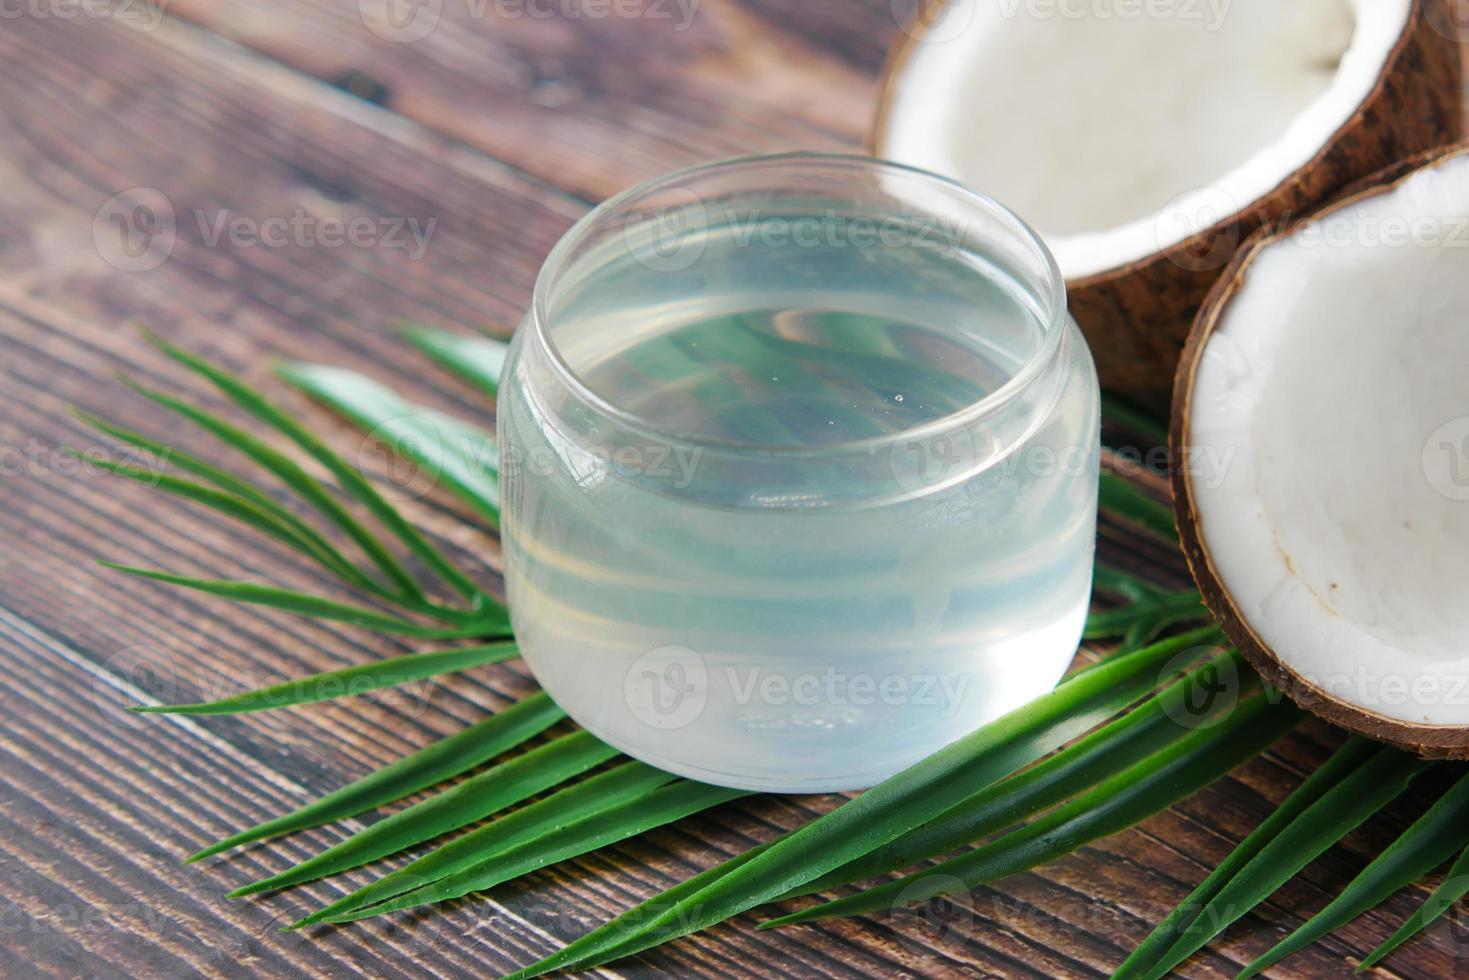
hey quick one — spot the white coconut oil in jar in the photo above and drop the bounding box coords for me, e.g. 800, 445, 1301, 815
497, 154, 1100, 792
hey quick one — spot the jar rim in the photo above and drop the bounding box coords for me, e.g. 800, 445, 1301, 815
527, 151, 1069, 458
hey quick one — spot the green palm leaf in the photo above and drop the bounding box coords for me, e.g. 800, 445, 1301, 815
1128, 743, 1433, 980
1084, 589, 1207, 642
1098, 473, 1176, 539
1360, 838, 1469, 970
189, 692, 564, 861
1084, 566, 1206, 656
1101, 394, 1170, 450
277, 362, 501, 526
132, 641, 518, 715
764, 690, 1300, 926
89, 458, 389, 598
122, 376, 423, 601
1113, 735, 1380, 979
75, 408, 387, 595
333, 780, 751, 923
230, 730, 619, 896
400, 322, 509, 399
296, 760, 679, 927
788, 649, 1255, 899
506, 839, 785, 980
1238, 768, 1469, 978
144, 330, 487, 604
1092, 565, 1171, 603
109, 331, 1449, 979
99, 563, 504, 637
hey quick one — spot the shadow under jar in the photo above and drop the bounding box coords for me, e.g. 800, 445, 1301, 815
497, 153, 1100, 793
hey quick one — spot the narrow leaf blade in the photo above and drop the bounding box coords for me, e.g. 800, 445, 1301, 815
335, 780, 751, 922
1238, 768, 1469, 979
277, 362, 501, 525
75, 408, 388, 595
1139, 744, 1433, 980
122, 376, 421, 599
230, 730, 619, 895
400, 323, 509, 399
188, 692, 563, 861
1360, 840, 1469, 970
100, 563, 505, 638
297, 761, 677, 927
792, 649, 1257, 898
766, 692, 1300, 925
134, 642, 518, 715
144, 331, 485, 602
1099, 473, 1176, 539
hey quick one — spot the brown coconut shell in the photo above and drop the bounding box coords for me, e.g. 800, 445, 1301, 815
871, 0, 1464, 414
1171, 141, 1469, 759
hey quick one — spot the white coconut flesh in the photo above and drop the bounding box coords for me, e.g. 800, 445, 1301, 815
878, 0, 1413, 279
1185, 151, 1469, 729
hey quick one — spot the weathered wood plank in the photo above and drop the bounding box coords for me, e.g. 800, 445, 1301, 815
1, 6, 1463, 980
162, 0, 900, 200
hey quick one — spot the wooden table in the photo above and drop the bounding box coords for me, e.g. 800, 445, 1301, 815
2, 4, 1465, 977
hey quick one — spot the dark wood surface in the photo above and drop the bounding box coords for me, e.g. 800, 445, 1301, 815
2, 5, 1467, 978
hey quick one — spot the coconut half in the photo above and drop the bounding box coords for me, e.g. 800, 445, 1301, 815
1173, 142, 1469, 756
873, 0, 1462, 409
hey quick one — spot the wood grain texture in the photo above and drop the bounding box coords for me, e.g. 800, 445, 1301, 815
0, 4, 1465, 979
163, 0, 904, 202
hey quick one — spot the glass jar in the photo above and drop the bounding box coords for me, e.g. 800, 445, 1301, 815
497, 153, 1099, 792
